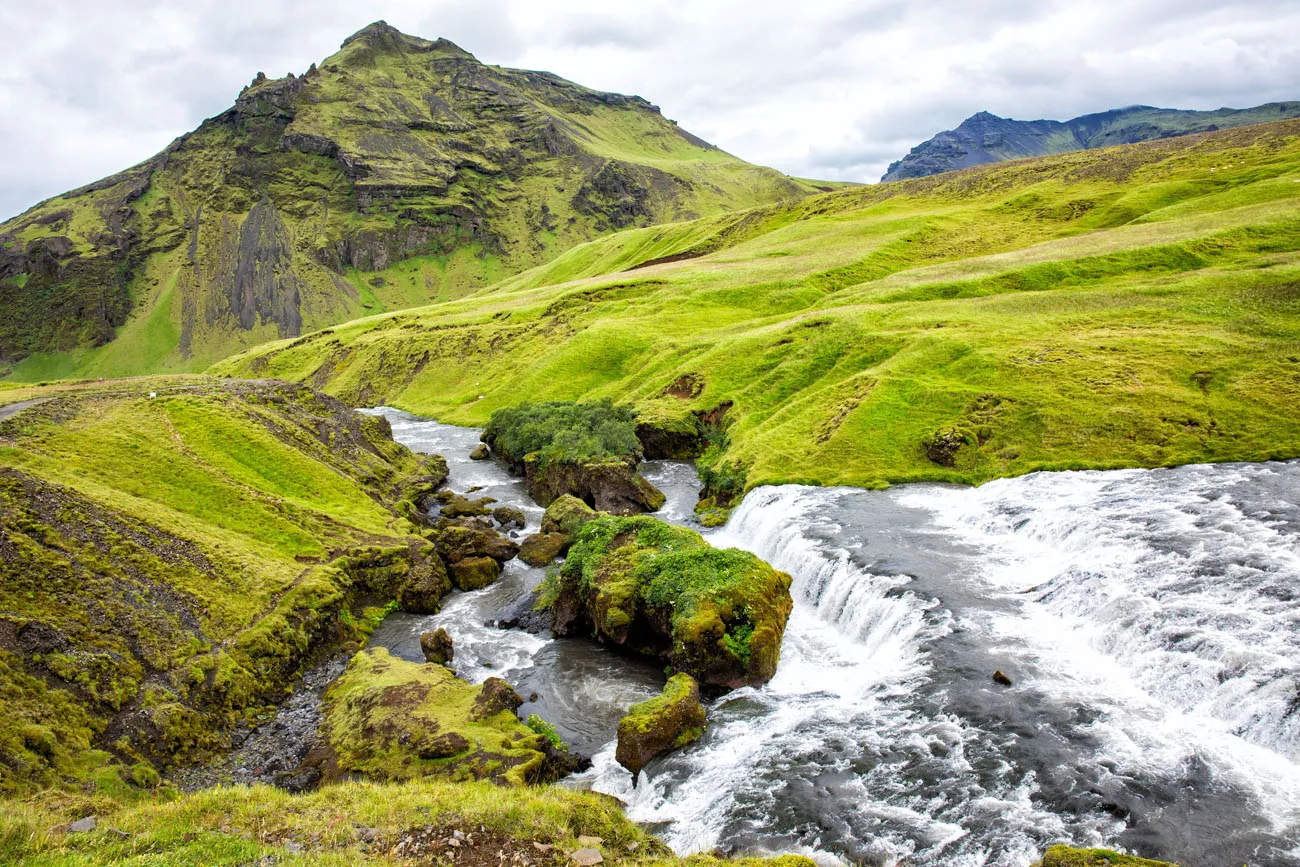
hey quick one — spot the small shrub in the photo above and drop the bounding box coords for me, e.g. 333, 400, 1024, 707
484, 400, 641, 468
525, 714, 568, 752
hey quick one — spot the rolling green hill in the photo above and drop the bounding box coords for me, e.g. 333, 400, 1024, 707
882, 102, 1300, 181
216, 118, 1300, 494
0, 21, 820, 382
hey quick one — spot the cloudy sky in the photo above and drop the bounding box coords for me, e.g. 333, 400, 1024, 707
2, 0, 1298, 220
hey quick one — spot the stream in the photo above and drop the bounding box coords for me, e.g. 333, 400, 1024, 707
365, 408, 1300, 867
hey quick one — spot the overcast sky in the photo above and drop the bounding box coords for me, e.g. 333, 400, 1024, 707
2, 0, 1298, 220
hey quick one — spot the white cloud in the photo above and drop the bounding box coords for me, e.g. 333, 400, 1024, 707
1, 0, 1298, 220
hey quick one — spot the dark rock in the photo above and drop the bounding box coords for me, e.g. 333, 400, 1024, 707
616, 674, 706, 786
395, 551, 453, 614
492, 506, 526, 530
416, 731, 471, 759
923, 427, 974, 467
471, 677, 524, 720
435, 525, 519, 564
470, 443, 490, 461
420, 628, 454, 665
992, 670, 1013, 687
525, 458, 664, 515
494, 591, 554, 634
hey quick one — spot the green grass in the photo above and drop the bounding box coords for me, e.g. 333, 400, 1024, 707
0, 23, 816, 379
215, 118, 1300, 490
0, 379, 434, 791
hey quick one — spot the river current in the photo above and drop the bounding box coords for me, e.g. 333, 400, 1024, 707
364, 408, 1300, 867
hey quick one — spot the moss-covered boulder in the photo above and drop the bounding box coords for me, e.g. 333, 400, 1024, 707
518, 495, 601, 566
545, 516, 793, 689
434, 524, 519, 565
616, 674, 706, 785
1034, 846, 1175, 867
420, 628, 453, 665
449, 556, 502, 591
321, 648, 572, 785
440, 494, 496, 519
493, 506, 526, 530
470, 443, 490, 461
525, 457, 666, 515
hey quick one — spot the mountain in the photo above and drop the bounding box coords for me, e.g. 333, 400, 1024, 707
881, 102, 1300, 181
0, 21, 818, 380
218, 118, 1300, 493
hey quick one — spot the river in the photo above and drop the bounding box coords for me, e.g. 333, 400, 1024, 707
364, 408, 1300, 867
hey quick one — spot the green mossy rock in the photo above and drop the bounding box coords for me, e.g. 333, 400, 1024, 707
542, 494, 600, 539
519, 532, 569, 567
322, 648, 567, 785
493, 505, 526, 530
1034, 846, 1175, 867
616, 673, 706, 785
434, 524, 519, 565
440, 494, 495, 519
470, 443, 491, 461
547, 515, 793, 689
419, 628, 454, 665
449, 556, 502, 591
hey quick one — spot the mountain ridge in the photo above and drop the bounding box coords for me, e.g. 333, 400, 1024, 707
0, 21, 817, 381
882, 101, 1300, 181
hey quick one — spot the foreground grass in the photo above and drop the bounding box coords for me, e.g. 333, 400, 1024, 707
215, 119, 1300, 489
0, 780, 815, 866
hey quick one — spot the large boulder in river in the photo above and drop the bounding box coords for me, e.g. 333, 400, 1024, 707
524, 456, 665, 515
545, 515, 793, 690
518, 495, 601, 566
1033, 847, 1174, 867
616, 673, 706, 785
434, 524, 519, 565
449, 556, 501, 591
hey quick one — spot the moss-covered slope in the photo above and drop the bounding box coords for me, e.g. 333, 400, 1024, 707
219, 118, 1300, 490
0, 21, 817, 381
0, 378, 445, 792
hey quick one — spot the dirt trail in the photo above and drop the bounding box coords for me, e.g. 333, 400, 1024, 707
0, 397, 51, 421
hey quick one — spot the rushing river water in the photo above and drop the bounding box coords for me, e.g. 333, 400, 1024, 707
364, 409, 1300, 867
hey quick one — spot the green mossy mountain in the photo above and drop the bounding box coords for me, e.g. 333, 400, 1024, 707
0, 378, 447, 793
220, 118, 1300, 492
883, 101, 1300, 181
0, 20, 817, 381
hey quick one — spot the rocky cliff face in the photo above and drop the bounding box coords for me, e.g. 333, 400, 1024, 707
882, 101, 1300, 181
0, 21, 813, 376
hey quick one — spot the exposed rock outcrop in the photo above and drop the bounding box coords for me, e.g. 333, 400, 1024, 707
524, 457, 665, 515
518, 495, 599, 566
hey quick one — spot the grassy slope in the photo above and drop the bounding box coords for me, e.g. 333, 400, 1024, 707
0, 378, 439, 793
0, 23, 817, 382
217, 119, 1300, 490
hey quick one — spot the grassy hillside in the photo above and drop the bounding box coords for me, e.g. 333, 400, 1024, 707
0, 378, 450, 794
0, 21, 819, 382
216, 118, 1300, 492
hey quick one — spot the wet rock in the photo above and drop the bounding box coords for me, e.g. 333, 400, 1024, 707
519, 532, 568, 567
495, 591, 554, 634
420, 628, 454, 665
451, 515, 496, 533
492, 505, 526, 530
525, 458, 664, 515
449, 556, 501, 591
470, 443, 490, 461
471, 677, 524, 720
992, 670, 1013, 687
616, 674, 706, 786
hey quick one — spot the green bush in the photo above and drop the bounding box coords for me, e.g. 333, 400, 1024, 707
525, 715, 568, 752
484, 400, 642, 468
